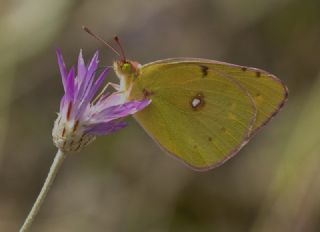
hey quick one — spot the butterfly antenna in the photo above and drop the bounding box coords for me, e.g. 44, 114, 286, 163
114, 36, 126, 62
82, 26, 121, 57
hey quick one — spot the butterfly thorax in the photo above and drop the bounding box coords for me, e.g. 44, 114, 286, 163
114, 59, 141, 97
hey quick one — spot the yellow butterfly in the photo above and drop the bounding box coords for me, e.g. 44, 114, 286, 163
84, 27, 288, 171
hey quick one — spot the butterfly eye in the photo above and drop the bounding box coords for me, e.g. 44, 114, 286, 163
122, 63, 131, 72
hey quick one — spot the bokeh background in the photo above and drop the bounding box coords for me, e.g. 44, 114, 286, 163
0, 0, 319, 231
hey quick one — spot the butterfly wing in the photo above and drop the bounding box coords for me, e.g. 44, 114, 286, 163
129, 59, 287, 170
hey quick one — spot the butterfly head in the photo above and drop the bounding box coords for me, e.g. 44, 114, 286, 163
113, 59, 141, 96
82, 26, 141, 93
114, 59, 141, 78
112, 35, 141, 78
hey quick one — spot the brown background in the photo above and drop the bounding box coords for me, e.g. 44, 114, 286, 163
0, 0, 319, 231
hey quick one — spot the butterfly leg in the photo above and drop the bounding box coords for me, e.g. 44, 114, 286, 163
92, 82, 121, 104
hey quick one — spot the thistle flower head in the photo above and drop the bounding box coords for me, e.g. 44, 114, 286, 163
52, 49, 150, 152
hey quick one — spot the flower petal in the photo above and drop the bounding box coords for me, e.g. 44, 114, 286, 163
60, 95, 66, 112
65, 66, 75, 102
76, 68, 109, 119
95, 92, 125, 109
90, 99, 151, 123
86, 121, 127, 135
77, 49, 87, 87
87, 68, 109, 101
79, 51, 99, 104
56, 48, 68, 91
85, 50, 99, 86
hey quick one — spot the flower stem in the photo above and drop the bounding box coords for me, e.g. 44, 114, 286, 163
20, 149, 66, 232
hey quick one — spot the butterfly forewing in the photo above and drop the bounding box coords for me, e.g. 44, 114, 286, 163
200, 60, 288, 134
129, 62, 257, 170
144, 58, 288, 135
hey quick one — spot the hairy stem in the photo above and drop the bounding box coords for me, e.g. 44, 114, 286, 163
20, 149, 66, 232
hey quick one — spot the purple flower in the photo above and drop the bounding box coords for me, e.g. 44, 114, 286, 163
52, 49, 151, 152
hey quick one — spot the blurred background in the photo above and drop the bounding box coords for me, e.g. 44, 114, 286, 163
0, 0, 319, 231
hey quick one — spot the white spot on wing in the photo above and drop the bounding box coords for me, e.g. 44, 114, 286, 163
192, 98, 201, 108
